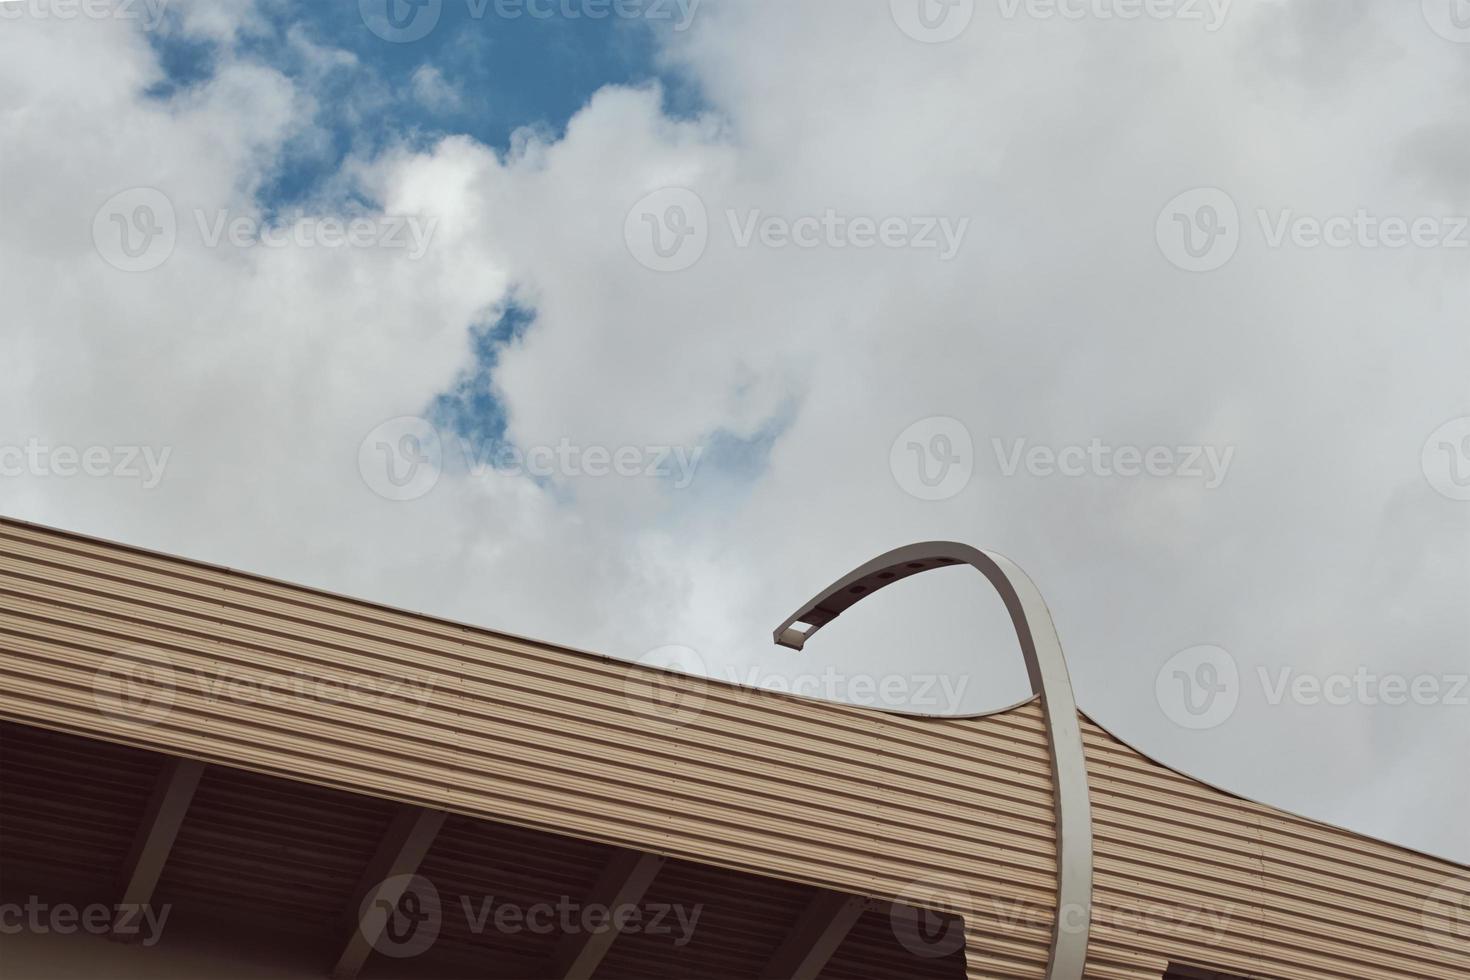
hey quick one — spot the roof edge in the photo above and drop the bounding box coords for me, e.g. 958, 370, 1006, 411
1076, 704, 1468, 869
2, 512, 1464, 869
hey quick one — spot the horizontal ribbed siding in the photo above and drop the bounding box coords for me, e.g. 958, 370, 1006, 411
0, 519, 1057, 980
152, 764, 396, 941
1083, 721, 1470, 980
416, 814, 617, 970
0, 721, 162, 899
3, 518, 1465, 980
594, 858, 822, 979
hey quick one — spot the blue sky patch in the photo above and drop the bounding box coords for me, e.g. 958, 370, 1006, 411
145, 1, 703, 210
140, 3, 738, 495
430, 303, 536, 456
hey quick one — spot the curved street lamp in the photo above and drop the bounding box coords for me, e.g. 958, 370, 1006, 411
773, 542, 1093, 980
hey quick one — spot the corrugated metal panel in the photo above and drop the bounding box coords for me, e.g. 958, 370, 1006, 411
1082, 720, 1470, 980
417, 814, 617, 967
0, 719, 982, 979
0, 720, 161, 900
594, 858, 825, 979
822, 906, 970, 980
1, 517, 1465, 980
152, 764, 397, 942
0, 519, 1058, 979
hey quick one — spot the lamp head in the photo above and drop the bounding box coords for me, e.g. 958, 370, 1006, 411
773, 548, 967, 651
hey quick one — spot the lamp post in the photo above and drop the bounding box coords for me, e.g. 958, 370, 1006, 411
773, 542, 1093, 980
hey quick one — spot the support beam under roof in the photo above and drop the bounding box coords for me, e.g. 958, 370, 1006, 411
551, 848, 667, 980
111, 756, 205, 942
761, 891, 869, 980
332, 805, 447, 980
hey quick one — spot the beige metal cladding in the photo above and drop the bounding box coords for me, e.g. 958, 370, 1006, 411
0, 519, 1057, 979
1081, 716, 1469, 980
0, 517, 1466, 980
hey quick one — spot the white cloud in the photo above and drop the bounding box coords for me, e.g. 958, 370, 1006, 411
0, 0, 1465, 862
410, 64, 463, 113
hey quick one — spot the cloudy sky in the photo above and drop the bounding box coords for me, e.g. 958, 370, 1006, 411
0, 0, 1466, 863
